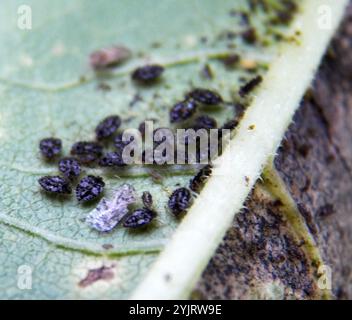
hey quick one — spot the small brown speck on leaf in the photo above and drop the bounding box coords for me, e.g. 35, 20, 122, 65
200, 64, 214, 80
90, 45, 131, 70
78, 265, 115, 288
97, 83, 111, 91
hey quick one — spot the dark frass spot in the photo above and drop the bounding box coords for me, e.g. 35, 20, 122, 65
168, 188, 192, 216
131, 65, 164, 83
76, 175, 105, 202
90, 45, 131, 69
98, 152, 126, 167
221, 54, 240, 68
129, 93, 143, 107
95, 115, 121, 140
123, 208, 156, 228
186, 88, 223, 105
239, 75, 263, 97
193, 115, 217, 130
317, 204, 335, 219
170, 99, 197, 123
189, 165, 213, 193
38, 176, 71, 194
242, 27, 257, 44
78, 265, 115, 287
142, 191, 153, 208
71, 141, 103, 163
58, 157, 81, 180
39, 138, 62, 159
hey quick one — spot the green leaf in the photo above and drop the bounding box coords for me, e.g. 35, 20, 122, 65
0, 0, 344, 299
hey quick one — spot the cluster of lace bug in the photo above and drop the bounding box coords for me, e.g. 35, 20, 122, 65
37, 59, 244, 229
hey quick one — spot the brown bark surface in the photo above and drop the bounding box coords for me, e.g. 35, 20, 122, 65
196, 5, 352, 299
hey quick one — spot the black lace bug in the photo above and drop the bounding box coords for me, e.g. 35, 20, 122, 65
39, 138, 62, 159
70, 141, 103, 163
142, 191, 153, 208
186, 88, 223, 105
189, 165, 213, 193
168, 187, 192, 216
239, 75, 263, 97
193, 115, 217, 130
132, 65, 164, 83
98, 152, 126, 167
58, 157, 81, 180
123, 207, 156, 228
95, 115, 121, 140
38, 176, 71, 194
76, 175, 105, 202
169, 99, 197, 123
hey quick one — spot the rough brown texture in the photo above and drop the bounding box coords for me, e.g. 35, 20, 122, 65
196, 5, 352, 299
276, 4, 352, 299
196, 186, 317, 300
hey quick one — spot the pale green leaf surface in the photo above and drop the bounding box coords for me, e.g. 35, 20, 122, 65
0, 0, 298, 298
